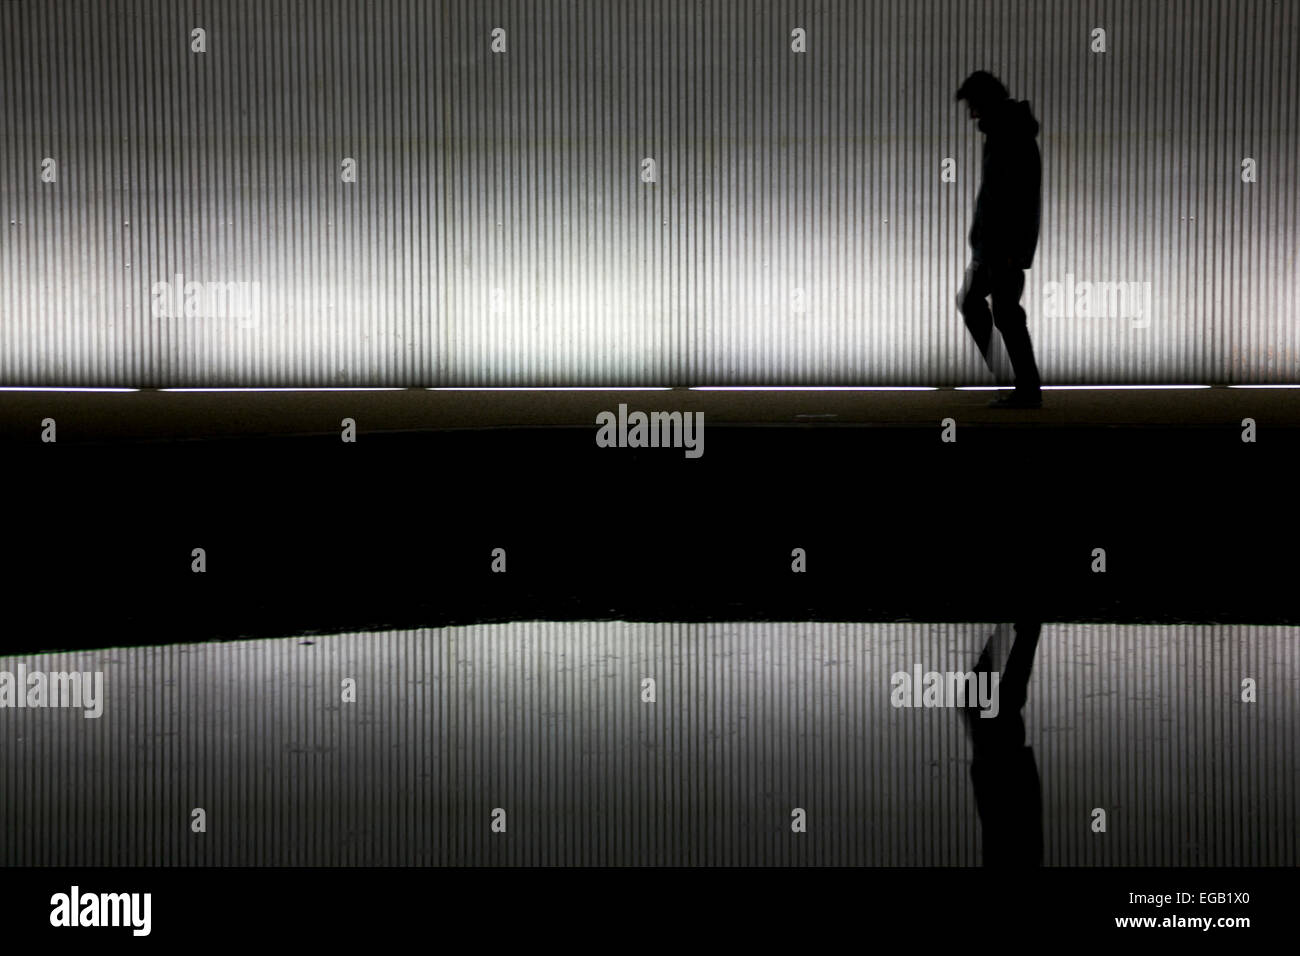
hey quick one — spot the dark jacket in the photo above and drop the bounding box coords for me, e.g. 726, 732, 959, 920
969, 98, 1041, 269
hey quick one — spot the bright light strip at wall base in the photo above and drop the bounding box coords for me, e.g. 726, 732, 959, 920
5, 384, 1294, 394
690, 386, 938, 391
158, 387, 407, 392
0, 386, 139, 393
957, 384, 1214, 391
427, 387, 673, 391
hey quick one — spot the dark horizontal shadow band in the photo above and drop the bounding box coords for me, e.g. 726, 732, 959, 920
3, 419, 1296, 652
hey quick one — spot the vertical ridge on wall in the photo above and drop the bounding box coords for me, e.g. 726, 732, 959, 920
0, 0, 1296, 386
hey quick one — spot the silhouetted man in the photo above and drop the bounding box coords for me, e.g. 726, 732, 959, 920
956, 71, 1044, 409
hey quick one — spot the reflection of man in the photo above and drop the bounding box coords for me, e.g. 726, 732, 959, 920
963, 622, 1043, 866
956, 71, 1044, 409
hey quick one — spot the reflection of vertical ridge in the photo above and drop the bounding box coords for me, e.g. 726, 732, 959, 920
1, 622, 1292, 865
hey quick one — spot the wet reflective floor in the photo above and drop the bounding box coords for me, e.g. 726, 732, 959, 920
2, 622, 1294, 866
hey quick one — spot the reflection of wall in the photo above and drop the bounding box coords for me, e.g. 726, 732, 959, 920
1, 1, 1295, 385
2, 622, 1293, 865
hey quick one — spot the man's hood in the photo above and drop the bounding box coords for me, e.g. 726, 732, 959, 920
978, 98, 1039, 138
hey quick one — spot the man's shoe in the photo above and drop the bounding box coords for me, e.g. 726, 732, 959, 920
988, 390, 1042, 409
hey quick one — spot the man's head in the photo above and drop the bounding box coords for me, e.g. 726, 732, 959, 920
956, 71, 1009, 121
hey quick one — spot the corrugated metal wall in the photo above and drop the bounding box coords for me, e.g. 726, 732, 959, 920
1, 0, 1296, 386
2, 622, 1294, 866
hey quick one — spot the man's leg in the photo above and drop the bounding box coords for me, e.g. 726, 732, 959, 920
988, 264, 1042, 398
957, 260, 997, 378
